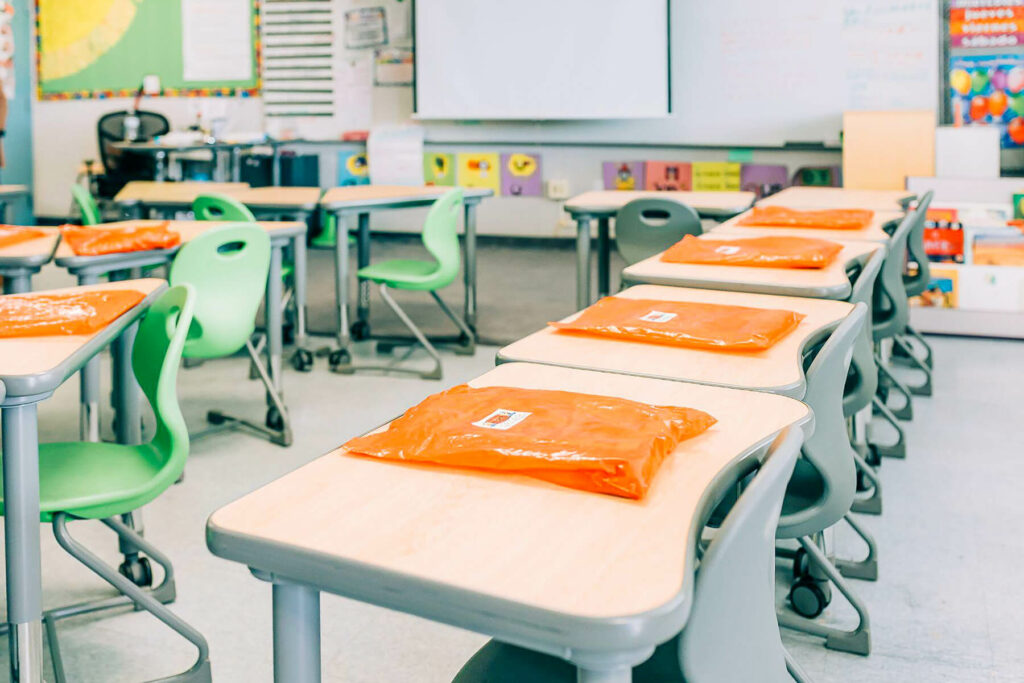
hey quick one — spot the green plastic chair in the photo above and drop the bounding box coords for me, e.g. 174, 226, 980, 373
891, 192, 935, 390
0, 285, 212, 682
614, 198, 703, 265
192, 192, 256, 222
70, 184, 102, 226
169, 222, 291, 445
354, 188, 473, 380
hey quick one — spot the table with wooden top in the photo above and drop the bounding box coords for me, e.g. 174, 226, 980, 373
0, 184, 30, 222
0, 279, 165, 683
499, 284, 855, 399
622, 235, 884, 300
756, 187, 915, 212
564, 190, 757, 309
0, 228, 61, 294
711, 207, 904, 244
318, 185, 494, 367
55, 220, 305, 442
115, 181, 322, 220
206, 362, 811, 682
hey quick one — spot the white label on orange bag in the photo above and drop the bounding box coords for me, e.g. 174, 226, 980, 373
714, 245, 742, 255
473, 409, 532, 430
639, 310, 678, 323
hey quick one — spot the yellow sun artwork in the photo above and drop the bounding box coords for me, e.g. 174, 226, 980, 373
38, 0, 140, 81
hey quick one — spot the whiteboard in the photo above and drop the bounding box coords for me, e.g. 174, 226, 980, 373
418, 0, 940, 147
413, 0, 669, 120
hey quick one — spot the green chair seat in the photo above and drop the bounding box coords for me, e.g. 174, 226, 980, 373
357, 259, 444, 290
0, 441, 173, 522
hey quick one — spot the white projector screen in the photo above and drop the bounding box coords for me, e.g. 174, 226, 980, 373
413, 0, 670, 120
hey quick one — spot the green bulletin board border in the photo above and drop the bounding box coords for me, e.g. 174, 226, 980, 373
35, 0, 262, 100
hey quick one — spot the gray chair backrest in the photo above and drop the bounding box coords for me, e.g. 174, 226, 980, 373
904, 191, 935, 298
614, 198, 703, 265
843, 249, 885, 417
778, 303, 866, 539
679, 427, 802, 683
871, 201, 923, 343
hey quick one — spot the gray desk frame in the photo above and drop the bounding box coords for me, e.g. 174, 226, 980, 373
0, 240, 59, 294
0, 285, 164, 683
0, 186, 30, 224
113, 141, 268, 183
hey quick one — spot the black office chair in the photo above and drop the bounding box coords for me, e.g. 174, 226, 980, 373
94, 110, 171, 197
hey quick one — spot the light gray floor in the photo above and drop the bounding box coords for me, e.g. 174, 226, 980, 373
3, 258, 1024, 681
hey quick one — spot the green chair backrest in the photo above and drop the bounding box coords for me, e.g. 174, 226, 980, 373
192, 193, 257, 222
614, 198, 703, 265
903, 191, 934, 298
168, 223, 270, 359
420, 188, 464, 288
71, 184, 102, 226
132, 284, 196, 490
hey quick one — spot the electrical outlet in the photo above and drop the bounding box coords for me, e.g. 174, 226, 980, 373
545, 179, 571, 200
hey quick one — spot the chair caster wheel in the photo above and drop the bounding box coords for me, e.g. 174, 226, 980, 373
283, 324, 295, 346
376, 342, 395, 355
792, 548, 810, 579
119, 556, 153, 588
351, 321, 371, 341
329, 349, 351, 367
856, 469, 872, 493
207, 411, 227, 425
290, 349, 314, 372
789, 578, 829, 619
266, 407, 285, 431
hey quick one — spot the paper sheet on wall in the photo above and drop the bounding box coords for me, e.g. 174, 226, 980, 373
367, 125, 425, 185
335, 57, 373, 131
182, 0, 253, 82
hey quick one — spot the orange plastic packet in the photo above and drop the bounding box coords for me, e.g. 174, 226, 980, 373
61, 222, 181, 256
550, 297, 805, 351
737, 206, 874, 230
0, 225, 48, 249
660, 235, 843, 269
0, 289, 146, 338
344, 384, 716, 499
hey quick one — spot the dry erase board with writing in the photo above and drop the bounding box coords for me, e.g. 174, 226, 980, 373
419, 0, 941, 148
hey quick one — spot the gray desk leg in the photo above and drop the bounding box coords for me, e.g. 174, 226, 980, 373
155, 151, 167, 182
78, 272, 101, 441
293, 231, 309, 349
232, 147, 242, 183
2, 403, 45, 683
272, 146, 282, 186
596, 217, 611, 299
575, 215, 593, 310
463, 202, 478, 331
3, 272, 31, 294
332, 213, 352, 359
577, 667, 630, 683
112, 320, 142, 445
355, 212, 371, 334
273, 582, 321, 683
0, 200, 7, 223
266, 245, 285, 404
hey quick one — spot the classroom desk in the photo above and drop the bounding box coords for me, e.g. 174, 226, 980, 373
622, 236, 883, 300
0, 279, 164, 683
0, 229, 61, 294
711, 208, 904, 244
0, 184, 30, 222
498, 285, 854, 399
114, 180, 252, 215
113, 140, 267, 182
756, 187, 915, 212
207, 362, 811, 683
55, 220, 304, 442
319, 185, 493, 365
564, 190, 757, 308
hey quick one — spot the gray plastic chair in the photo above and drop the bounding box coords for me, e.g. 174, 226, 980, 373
891, 192, 935, 395
776, 304, 872, 657
451, 428, 804, 683
614, 198, 703, 265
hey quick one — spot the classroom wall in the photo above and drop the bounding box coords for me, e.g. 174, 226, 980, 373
5, 4, 34, 224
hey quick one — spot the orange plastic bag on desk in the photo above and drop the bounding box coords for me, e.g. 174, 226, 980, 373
737, 206, 874, 230
0, 225, 48, 249
61, 222, 180, 256
344, 384, 716, 500
550, 297, 805, 351
660, 235, 843, 269
0, 289, 146, 337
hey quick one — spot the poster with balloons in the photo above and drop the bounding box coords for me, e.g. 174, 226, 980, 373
950, 55, 1024, 147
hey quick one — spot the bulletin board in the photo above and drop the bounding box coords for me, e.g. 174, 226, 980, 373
35, 0, 262, 100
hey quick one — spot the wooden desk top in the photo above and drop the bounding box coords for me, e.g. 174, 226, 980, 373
320, 184, 493, 209
0, 228, 61, 266
565, 191, 756, 218
498, 285, 854, 398
114, 181, 251, 204
0, 279, 164, 388
224, 186, 323, 208
711, 208, 903, 244
54, 220, 304, 260
208, 362, 810, 620
622, 237, 882, 300
0, 184, 30, 198
757, 187, 914, 212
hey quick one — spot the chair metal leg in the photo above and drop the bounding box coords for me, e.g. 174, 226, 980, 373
891, 335, 933, 396
891, 325, 933, 370
50, 514, 211, 682
850, 450, 882, 516
371, 290, 476, 357
778, 536, 871, 656
205, 340, 293, 446
870, 397, 907, 459
875, 352, 913, 421
834, 513, 878, 581
784, 649, 813, 683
